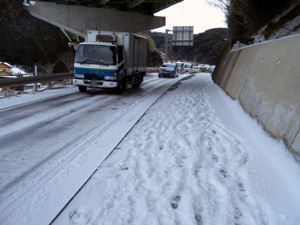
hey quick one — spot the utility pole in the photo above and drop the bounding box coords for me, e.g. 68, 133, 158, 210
34, 65, 37, 92
165, 29, 170, 62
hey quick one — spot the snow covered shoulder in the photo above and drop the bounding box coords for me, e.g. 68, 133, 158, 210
54, 74, 300, 225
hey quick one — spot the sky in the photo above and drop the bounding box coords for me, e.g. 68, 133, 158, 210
152, 0, 227, 34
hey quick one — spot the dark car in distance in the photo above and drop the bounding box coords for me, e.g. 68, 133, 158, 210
158, 63, 179, 78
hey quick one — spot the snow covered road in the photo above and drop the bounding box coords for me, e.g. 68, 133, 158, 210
1, 73, 300, 225
54, 74, 300, 225
0, 74, 177, 193
0, 74, 187, 224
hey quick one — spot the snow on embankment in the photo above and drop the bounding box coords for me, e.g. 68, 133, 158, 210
253, 2, 300, 43
212, 34, 300, 158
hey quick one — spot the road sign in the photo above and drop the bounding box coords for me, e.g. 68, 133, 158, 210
172, 26, 193, 46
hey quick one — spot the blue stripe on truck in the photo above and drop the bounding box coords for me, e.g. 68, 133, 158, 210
75, 67, 117, 76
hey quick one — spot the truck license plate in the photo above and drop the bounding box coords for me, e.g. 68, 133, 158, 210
90, 80, 98, 87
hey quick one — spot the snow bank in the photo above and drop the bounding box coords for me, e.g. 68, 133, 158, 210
10, 67, 26, 76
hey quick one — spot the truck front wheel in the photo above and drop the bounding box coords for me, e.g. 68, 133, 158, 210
132, 74, 142, 88
78, 86, 87, 92
116, 78, 126, 94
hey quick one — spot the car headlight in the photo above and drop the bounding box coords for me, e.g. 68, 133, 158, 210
74, 74, 84, 79
104, 76, 117, 80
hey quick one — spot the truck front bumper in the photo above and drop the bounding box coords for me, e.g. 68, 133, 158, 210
73, 79, 118, 88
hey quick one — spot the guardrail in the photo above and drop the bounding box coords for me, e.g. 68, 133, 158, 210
0, 73, 74, 88
0, 68, 160, 89
146, 67, 159, 73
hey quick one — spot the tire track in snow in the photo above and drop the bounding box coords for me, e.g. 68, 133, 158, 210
0, 75, 189, 225
55, 75, 287, 225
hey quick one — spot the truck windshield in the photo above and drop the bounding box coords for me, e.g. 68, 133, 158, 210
75, 45, 117, 65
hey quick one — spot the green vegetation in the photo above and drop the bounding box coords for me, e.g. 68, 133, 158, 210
145, 28, 227, 65
52, 61, 69, 73
174, 28, 227, 65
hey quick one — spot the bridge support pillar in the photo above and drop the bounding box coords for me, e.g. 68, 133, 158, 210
29, 1, 165, 38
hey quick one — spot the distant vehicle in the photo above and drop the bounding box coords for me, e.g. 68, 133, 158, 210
200, 67, 207, 72
183, 63, 193, 74
206, 68, 213, 73
176, 61, 184, 74
158, 63, 179, 78
73, 30, 147, 93
192, 66, 201, 74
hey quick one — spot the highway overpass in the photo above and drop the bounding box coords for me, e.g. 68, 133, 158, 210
26, 0, 183, 42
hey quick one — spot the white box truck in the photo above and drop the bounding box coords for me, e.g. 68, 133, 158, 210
73, 31, 147, 93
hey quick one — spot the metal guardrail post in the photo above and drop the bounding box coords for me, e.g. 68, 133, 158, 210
34, 65, 38, 92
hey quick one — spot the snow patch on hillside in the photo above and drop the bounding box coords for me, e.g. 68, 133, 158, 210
253, 3, 300, 43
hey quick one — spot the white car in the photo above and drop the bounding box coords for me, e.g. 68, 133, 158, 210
176, 62, 185, 74
158, 63, 179, 78
183, 63, 193, 74
192, 66, 201, 74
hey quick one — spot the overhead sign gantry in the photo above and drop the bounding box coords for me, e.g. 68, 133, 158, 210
164, 26, 194, 62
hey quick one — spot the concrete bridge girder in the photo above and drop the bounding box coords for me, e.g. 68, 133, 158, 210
29, 1, 165, 39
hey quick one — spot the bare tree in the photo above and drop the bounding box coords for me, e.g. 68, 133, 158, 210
208, 0, 256, 30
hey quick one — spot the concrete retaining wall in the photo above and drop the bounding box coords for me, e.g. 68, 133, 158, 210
212, 34, 300, 157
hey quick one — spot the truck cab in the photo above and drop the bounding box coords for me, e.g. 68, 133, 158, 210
74, 42, 125, 92
73, 31, 147, 93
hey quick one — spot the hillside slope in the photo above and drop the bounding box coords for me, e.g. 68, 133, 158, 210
0, 0, 69, 68
253, 2, 300, 43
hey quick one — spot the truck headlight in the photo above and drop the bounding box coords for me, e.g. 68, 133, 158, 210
74, 74, 84, 79
104, 76, 117, 80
